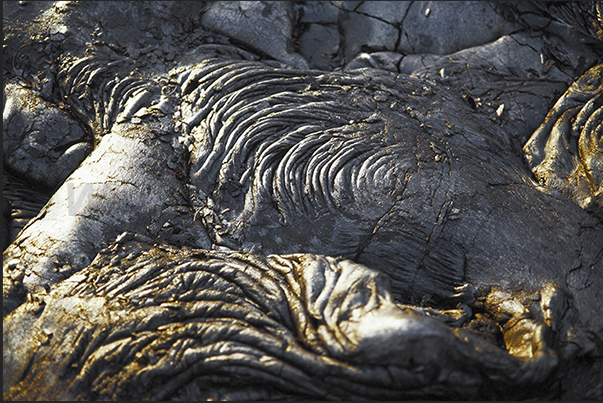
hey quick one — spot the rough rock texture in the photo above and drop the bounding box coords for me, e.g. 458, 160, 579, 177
524, 64, 603, 219
200, 1, 309, 69
2, 234, 575, 400
3, 1, 603, 401
3, 82, 92, 190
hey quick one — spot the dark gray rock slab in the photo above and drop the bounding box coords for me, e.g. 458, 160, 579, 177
3, 82, 92, 190
297, 23, 340, 70
200, 1, 309, 69
336, 1, 522, 56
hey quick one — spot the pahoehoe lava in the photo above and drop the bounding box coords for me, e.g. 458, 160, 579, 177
3, 1, 603, 400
